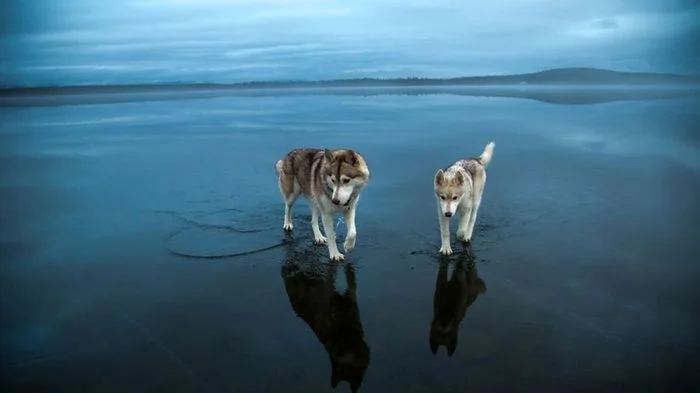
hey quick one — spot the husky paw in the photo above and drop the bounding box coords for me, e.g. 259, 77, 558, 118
457, 233, 471, 243
343, 235, 356, 253
439, 245, 453, 256
456, 230, 466, 241
329, 251, 345, 261
314, 235, 327, 245
464, 232, 474, 243
283, 222, 293, 231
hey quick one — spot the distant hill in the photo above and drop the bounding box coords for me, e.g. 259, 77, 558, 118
1, 68, 699, 98
448, 67, 700, 86
218, 67, 700, 88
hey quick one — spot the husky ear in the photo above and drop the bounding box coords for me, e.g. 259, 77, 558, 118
349, 378, 361, 393
476, 278, 487, 294
346, 149, 358, 165
454, 171, 464, 186
446, 338, 457, 357
330, 366, 340, 388
435, 169, 445, 186
323, 149, 334, 162
429, 335, 439, 355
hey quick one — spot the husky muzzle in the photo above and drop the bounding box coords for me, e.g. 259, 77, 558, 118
331, 197, 352, 206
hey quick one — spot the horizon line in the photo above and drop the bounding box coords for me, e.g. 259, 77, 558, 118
2, 67, 699, 91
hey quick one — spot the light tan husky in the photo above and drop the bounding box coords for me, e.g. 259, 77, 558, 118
434, 142, 495, 255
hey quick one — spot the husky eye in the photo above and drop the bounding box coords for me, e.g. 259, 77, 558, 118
452, 196, 458, 201
440, 195, 446, 201
341, 178, 350, 185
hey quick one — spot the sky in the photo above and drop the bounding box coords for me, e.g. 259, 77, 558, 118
1, 0, 699, 87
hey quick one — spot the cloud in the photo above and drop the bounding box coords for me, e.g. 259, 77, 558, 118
590, 18, 620, 30
566, 8, 699, 40
223, 43, 326, 59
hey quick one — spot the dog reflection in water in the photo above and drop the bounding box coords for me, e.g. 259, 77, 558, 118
430, 247, 487, 357
281, 238, 370, 393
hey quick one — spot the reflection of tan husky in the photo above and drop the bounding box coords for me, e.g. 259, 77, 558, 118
434, 142, 495, 255
276, 148, 371, 261
281, 243, 370, 393
430, 250, 487, 357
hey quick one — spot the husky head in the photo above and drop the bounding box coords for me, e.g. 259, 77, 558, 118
323, 149, 369, 206
330, 337, 370, 393
434, 169, 466, 218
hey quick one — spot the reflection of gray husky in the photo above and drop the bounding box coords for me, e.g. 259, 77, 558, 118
430, 249, 487, 357
281, 240, 370, 393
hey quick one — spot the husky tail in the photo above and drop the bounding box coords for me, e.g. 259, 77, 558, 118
275, 159, 286, 176
479, 142, 495, 168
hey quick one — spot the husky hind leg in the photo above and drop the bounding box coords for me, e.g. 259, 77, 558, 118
464, 173, 486, 241
276, 159, 300, 231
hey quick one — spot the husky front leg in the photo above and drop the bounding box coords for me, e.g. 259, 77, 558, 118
456, 202, 473, 243
465, 201, 481, 242
438, 203, 453, 255
321, 213, 344, 261
311, 206, 327, 244
343, 205, 357, 253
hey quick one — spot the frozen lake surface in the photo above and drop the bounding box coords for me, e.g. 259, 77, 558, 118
1, 87, 699, 392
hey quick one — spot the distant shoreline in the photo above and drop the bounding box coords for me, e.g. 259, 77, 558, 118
3, 84, 700, 98
2, 67, 700, 95
2, 85, 699, 108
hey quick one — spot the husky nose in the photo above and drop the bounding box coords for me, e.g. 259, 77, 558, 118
444, 212, 453, 218
332, 197, 340, 205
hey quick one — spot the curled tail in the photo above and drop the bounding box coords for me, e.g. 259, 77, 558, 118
479, 142, 495, 168
275, 159, 284, 176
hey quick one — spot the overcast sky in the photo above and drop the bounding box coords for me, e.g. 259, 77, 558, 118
1, 0, 698, 86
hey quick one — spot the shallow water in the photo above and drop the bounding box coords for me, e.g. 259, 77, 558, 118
1, 89, 699, 392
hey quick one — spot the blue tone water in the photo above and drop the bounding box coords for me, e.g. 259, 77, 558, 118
1, 89, 699, 392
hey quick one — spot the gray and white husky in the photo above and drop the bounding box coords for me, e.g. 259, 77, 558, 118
276, 148, 371, 261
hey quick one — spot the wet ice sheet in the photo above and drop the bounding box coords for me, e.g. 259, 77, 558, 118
1, 89, 699, 392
